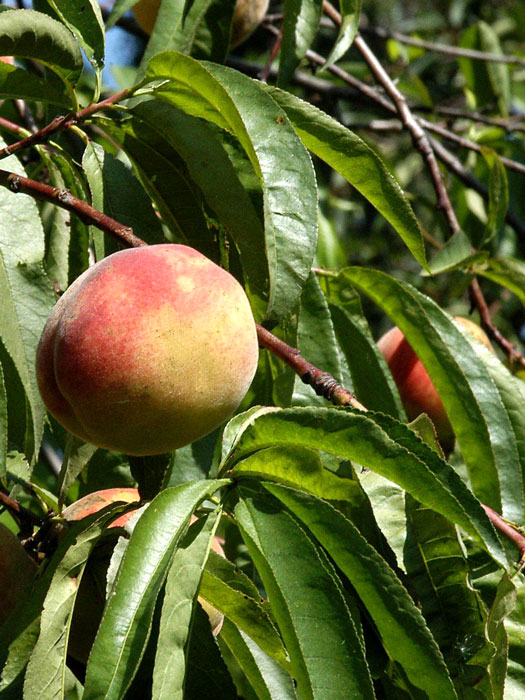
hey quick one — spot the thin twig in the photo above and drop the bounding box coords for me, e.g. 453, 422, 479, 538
0, 490, 44, 528
361, 23, 525, 68
0, 170, 147, 249
483, 505, 525, 566
259, 25, 282, 82
0, 87, 134, 161
256, 325, 366, 409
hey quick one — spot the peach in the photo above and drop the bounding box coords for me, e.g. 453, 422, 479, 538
36, 244, 258, 456
64, 488, 224, 663
0, 523, 37, 626
377, 317, 491, 452
132, 0, 269, 47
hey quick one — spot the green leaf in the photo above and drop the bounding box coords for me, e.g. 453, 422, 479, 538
126, 100, 269, 319
23, 508, 120, 700
0, 9, 83, 93
200, 552, 291, 671
266, 483, 459, 700
476, 257, 525, 306
152, 509, 222, 700
105, 0, 139, 29
219, 620, 297, 700
0, 62, 73, 107
266, 86, 427, 269
342, 266, 523, 521
83, 479, 229, 700
322, 274, 406, 418
321, 0, 362, 70
403, 494, 491, 686
138, 0, 236, 72
235, 484, 376, 700
505, 574, 525, 699
459, 22, 510, 116
278, 0, 323, 85
0, 145, 56, 464
222, 406, 507, 566
292, 273, 352, 405
47, 0, 105, 69
57, 436, 98, 507
480, 147, 509, 246
427, 230, 488, 275
145, 52, 318, 323
82, 141, 165, 257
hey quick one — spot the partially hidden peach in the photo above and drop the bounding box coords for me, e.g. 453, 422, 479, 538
0, 523, 37, 626
64, 488, 225, 663
36, 244, 258, 456
132, 0, 269, 48
377, 317, 492, 452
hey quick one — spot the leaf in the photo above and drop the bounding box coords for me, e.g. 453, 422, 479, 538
0, 9, 83, 93
476, 257, 525, 306
505, 574, 525, 699
0, 143, 56, 464
83, 479, 229, 700
138, 0, 237, 72
266, 483, 459, 700
292, 273, 352, 405
82, 141, 165, 258
57, 438, 97, 508
152, 509, 222, 700
200, 552, 291, 671
342, 266, 523, 522
23, 508, 121, 700
106, 0, 140, 29
480, 147, 509, 246
219, 620, 297, 700
0, 62, 72, 107
321, 0, 362, 70
47, 0, 105, 69
235, 484, 376, 700
322, 274, 406, 418
427, 230, 488, 275
459, 22, 510, 116
145, 52, 318, 323
266, 86, 427, 269
222, 406, 507, 566
126, 100, 269, 319
403, 494, 491, 687
278, 0, 323, 85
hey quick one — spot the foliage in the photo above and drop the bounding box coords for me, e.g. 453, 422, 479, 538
0, 1, 524, 699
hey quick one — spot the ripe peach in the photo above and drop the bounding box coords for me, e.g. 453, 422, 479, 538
377, 317, 491, 452
36, 244, 258, 456
0, 523, 37, 626
64, 488, 224, 663
132, 0, 269, 48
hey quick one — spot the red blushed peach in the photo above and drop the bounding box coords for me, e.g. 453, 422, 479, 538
377, 317, 492, 452
36, 244, 259, 456
64, 488, 225, 663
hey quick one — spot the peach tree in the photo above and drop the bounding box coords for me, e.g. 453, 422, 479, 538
0, 1, 524, 699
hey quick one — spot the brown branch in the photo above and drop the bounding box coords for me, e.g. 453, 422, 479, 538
0, 490, 44, 529
0, 87, 134, 161
259, 25, 282, 82
483, 505, 525, 566
256, 325, 366, 409
361, 23, 525, 67
0, 170, 147, 250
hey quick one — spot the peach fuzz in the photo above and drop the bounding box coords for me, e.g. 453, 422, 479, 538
36, 244, 258, 456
